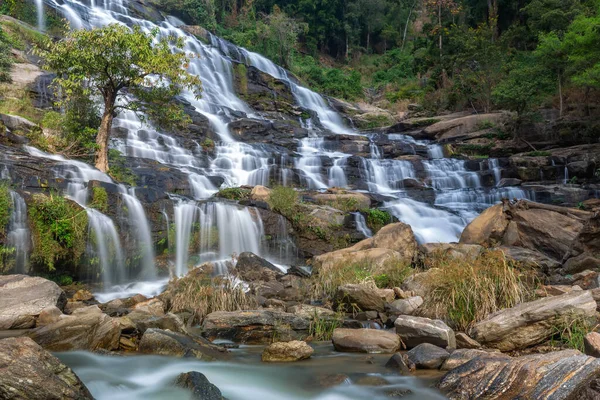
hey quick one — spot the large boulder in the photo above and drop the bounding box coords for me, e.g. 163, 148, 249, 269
419, 243, 483, 262
312, 222, 417, 270
202, 310, 310, 344
261, 340, 314, 362
334, 283, 395, 312
0, 337, 93, 399
394, 315, 456, 349
287, 304, 335, 319
424, 113, 509, 142
406, 343, 450, 369
29, 305, 120, 351
440, 349, 509, 371
386, 296, 423, 315
0, 275, 66, 329
438, 350, 600, 399
235, 252, 283, 282
471, 290, 597, 351
174, 371, 224, 400
139, 328, 227, 360
332, 328, 400, 353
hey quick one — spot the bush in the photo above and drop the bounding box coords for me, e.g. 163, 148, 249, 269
215, 187, 251, 201
422, 249, 535, 331
551, 315, 596, 352
90, 186, 108, 213
363, 208, 392, 232
268, 186, 298, 217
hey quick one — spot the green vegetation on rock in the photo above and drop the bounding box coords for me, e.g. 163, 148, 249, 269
363, 208, 391, 233
216, 187, 251, 201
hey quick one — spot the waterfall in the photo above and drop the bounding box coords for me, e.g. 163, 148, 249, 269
35, 0, 45, 31
362, 158, 416, 193
354, 212, 373, 238
173, 200, 197, 277
423, 159, 481, 190
488, 158, 502, 185
6, 192, 30, 273
86, 208, 125, 287
122, 191, 156, 280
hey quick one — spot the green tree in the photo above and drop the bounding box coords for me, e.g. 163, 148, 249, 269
562, 6, 600, 90
260, 6, 306, 68
39, 24, 201, 172
534, 32, 569, 116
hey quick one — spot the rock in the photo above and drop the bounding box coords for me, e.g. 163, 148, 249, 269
440, 349, 509, 371
535, 285, 582, 297
286, 304, 335, 319
455, 332, 481, 349
385, 352, 412, 374
438, 350, 600, 399
394, 315, 456, 349
36, 306, 62, 327
419, 243, 483, 262
564, 254, 600, 275
498, 246, 561, 271
0, 337, 93, 399
332, 328, 400, 353
424, 113, 509, 142
471, 290, 597, 351
202, 310, 310, 344
497, 178, 522, 187
335, 283, 395, 312
311, 191, 371, 210
174, 371, 224, 400
72, 289, 94, 302
132, 298, 165, 316
235, 252, 283, 282
0, 275, 67, 329
584, 332, 600, 358
250, 185, 271, 202
139, 328, 227, 360
406, 343, 450, 369
313, 222, 417, 270
386, 296, 423, 315
29, 305, 120, 351
400, 269, 437, 298
261, 340, 314, 362
128, 310, 187, 334
0, 113, 37, 133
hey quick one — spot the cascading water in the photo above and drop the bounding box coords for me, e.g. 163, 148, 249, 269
354, 212, 373, 238
86, 208, 125, 287
173, 200, 197, 277
122, 191, 156, 280
6, 191, 30, 273
35, 0, 45, 31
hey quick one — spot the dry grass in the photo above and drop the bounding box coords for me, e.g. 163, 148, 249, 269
421, 249, 537, 332
161, 265, 257, 324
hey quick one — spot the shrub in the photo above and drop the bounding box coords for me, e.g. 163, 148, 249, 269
551, 315, 596, 352
309, 310, 343, 341
268, 186, 298, 217
363, 208, 392, 232
89, 186, 108, 213
422, 249, 536, 331
0, 27, 13, 82
215, 187, 251, 201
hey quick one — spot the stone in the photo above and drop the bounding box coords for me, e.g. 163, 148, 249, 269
440, 349, 509, 371
471, 290, 597, 351
0, 113, 37, 133
0, 337, 93, 399
0, 275, 67, 329
438, 350, 600, 399
139, 328, 227, 360
250, 185, 271, 202
400, 269, 438, 298
202, 310, 310, 344
335, 283, 395, 312
332, 328, 400, 353
286, 304, 335, 319
499, 246, 561, 271
419, 243, 483, 261
424, 113, 509, 142
128, 310, 187, 334
385, 352, 412, 374
174, 371, 224, 400
132, 298, 165, 316
261, 340, 314, 362
235, 252, 283, 282
311, 191, 371, 210
394, 315, 456, 349
406, 343, 450, 369
584, 332, 600, 358
535, 285, 582, 297
36, 306, 62, 327
29, 305, 120, 351
386, 296, 423, 315
72, 289, 94, 302
455, 332, 481, 349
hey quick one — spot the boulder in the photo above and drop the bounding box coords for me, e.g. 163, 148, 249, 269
250, 185, 271, 202
0, 113, 37, 133
471, 290, 597, 351
71, 289, 94, 302
438, 350, 600, 399
386, 296, 423, 315
400, 269, 438, 298
406, 343, 450, 369
394, 315, 456, 349
287, 304, 335, 319
311, 191, 371, 210
440, 349, 510, 371
0, 275, 66, 329
332, 328, 400, 353
235, 252, 283, 282
139, 328, 227, 360
261, 340, 314, 362
455, 332, 481, 349
424, 113, 509, 142
29, 305, 120, 351
498, 246, 561, 271
584, 332, 600, 358
127, 310, 187, 334
0, 337, 93, 399
36, 306, 62, 327
334, 283, 395, 312
132, 298, 165, 316
385, 352, 412, 374
419, 243, 483, 262
174, 371, 224, 400
202, 310, 310, 344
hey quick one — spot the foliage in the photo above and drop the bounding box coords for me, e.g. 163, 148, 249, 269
89, 186, 108, 213
0, 26, 13, 82
422, 249, 536, 331
362, 208, 391, 232
0, 184, 10, 235
28, 193, 88, 271
107, 150, 137, 186
309, 310, 343, 341
551, 315, 596, 352
215, 187, 251, 201
268, 186, 298, 217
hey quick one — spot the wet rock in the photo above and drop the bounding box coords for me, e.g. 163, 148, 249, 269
29, 305, 120, 351
386, 296, 423, 315
335, 283, 395, 312
261, 340, 314, 362
0, 337, 93, 399
385, 352, 412, 374
202, 310, 310, 344
174, 371, 224, 400
406, 343, 450, 369
471, 290, 596, 351
497, 178, 522, 187
0, 275, 67, 329
235, 252, 283, 282
438, 350, 600, 399
139, 328, 227, 360
440, 349, 509, 371
584, 332, 600, 358
394, 315, 456, 349
455, 333, 481, 349
332, 328, 400, 353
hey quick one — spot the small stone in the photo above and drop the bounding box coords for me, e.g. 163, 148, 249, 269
406, 343, 449, 369
261, 340, 314, 362
119, 336, 137, 350
387, 296, 423, 315
174, 371, 224, 400
385, 352, 411, 375
394, 315, 456, 349
455, 332, 481, 349
72, 289, 94, 302
584, 332, 600, 358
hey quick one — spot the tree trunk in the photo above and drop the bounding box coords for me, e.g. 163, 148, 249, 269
438, 3, 442, 57
487, 0, 499, 40
95, 96, 116, 173
366, 28, 370, 54
402, 0, 417, 51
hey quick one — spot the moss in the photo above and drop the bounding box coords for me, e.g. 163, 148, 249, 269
201, 138, 215, 151
215, 187, 251, 201
234, 63, 248, 95
267, 186, 298, 217
28, 193, 88, 271
355, 114, 393, 130
89, 186, 108, 213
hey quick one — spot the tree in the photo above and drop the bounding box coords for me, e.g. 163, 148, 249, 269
562, 6, 600, 90
260, 6, 306, 68
39, 24, 201, 172
534, 32, 568, 116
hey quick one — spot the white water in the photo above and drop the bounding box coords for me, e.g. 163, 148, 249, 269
122, 191, 156, 280
6, 191, 30, 273
86, 208, 125, 287
354, 212, 373, 238
35, 0, 45, 31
